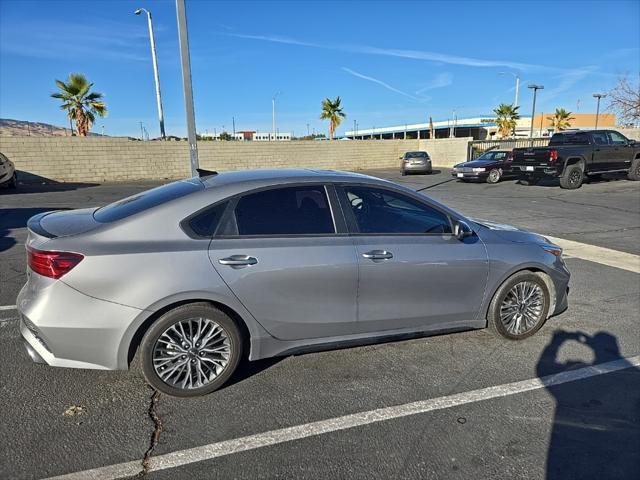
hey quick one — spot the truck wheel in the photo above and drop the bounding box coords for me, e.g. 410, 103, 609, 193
486, 169, 501, 184
628, 158, 640, 181
560, 164, 583, 189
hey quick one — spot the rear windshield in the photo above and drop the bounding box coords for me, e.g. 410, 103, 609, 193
94, 179, 202, 223
405, 152, 427, 158
549, 132, 590, 146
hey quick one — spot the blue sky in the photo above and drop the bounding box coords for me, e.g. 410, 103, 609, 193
0, 0, 638, 138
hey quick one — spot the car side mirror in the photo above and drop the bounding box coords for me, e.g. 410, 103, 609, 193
453, 220, 473, 241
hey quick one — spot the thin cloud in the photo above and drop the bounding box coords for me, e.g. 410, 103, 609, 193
226, 32, 570, 73
342, 67, 421, 101
415, 72, 453, 95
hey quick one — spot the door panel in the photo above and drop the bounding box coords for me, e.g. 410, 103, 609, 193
210, 237, 359, 341
607, 131, 634, 169
354, 235, 488, 333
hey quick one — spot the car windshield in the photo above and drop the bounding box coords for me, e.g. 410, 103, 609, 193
478, 151, 507, 161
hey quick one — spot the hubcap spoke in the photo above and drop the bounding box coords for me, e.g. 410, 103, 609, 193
152, 317, 231, 390
499, 281, 545, 335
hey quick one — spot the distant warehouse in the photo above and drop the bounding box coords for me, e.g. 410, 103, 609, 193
201, 131, 291, 141
345, 113, 616, 141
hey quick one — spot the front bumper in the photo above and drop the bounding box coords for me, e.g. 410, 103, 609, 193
17, 276, 146, 370
452, 171, 489, 180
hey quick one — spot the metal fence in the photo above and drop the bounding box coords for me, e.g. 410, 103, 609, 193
467, 138, 550, 160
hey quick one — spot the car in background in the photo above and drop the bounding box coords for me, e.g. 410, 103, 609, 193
452, 150, 513, 184
19, 169, 570, 397
0, 152, 17, 189
400, 151, 432, 175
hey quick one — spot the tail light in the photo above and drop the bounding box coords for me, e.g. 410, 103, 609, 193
27, 246, 84, 279
549, 149, 558, 162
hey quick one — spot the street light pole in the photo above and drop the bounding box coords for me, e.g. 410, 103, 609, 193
593, 93, 607, 129
499, 72, 520, 108
272, 92, 281, 141
135, 8, 166, 140
528, 84, 544, 145
175, 0, 199, 175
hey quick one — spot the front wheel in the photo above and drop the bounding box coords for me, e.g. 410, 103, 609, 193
487, 272, 551, 340
486, 168, 501, 184
628, 158, 640, 181
138, 302, 243, 397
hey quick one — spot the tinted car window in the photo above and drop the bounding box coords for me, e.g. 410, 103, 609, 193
95, 180, 202, 223
549, 132, 590, 145
188, 202, 228, 237
234, 186, 335, 235
344, 186, 452, 234
405, 152, 427, 159
592, 132, 609, 145
608, 131, 628, 145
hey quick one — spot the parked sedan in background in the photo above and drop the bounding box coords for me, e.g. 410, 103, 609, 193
0, 152, 17, 189
400, 151, 432, 175
19, 169, 569, 397
452, 150, 513, 183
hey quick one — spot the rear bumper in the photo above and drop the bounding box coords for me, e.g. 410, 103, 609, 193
512, 164, 562, 178
17, 277, 145, 370
403, 163, 432, 173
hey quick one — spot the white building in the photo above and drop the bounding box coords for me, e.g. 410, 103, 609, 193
201, 131, 291, 141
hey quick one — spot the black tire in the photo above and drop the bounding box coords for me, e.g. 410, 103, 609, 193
138, 302, 243, 397
560, 164, 584, 189
401, 169, 407, 176
628, 158, 640, 181
518, 177, 538, 186
487, 271, 551, 340
8, 173, 17, 189
486, 168, 501, 184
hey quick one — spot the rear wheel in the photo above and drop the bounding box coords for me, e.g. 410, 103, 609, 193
518, 176, 539, 186
628, 158, 640, 181
488, 272, 551, 340
401, 169, 407, 176
8, 173, 16, 189
560, 164, 584, 189
138, 302, 243, 397
486, 168, 501, 184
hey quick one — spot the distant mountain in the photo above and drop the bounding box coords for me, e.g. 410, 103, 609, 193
0, 118, 104, 137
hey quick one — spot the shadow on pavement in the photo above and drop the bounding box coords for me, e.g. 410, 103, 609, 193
537, 330, 640, 480
0, 171, 99, 195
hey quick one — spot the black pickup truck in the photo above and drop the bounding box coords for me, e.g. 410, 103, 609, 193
511, 130, 640, 189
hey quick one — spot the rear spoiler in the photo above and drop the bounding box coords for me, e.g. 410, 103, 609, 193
27, 212, 57, 238
196, 168, 218, 178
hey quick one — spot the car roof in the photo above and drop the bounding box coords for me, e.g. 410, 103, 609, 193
200, 168, 386, 188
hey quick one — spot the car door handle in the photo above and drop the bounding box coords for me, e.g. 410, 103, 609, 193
362, 250, 393, 260
218, 255, 258, 266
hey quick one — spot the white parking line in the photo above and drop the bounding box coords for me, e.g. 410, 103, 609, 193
0, 305, 17, 311
45, 355, 640, 480
548, 236, 640, 274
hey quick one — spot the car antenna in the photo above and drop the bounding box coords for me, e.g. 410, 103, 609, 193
196, 168, 218, 177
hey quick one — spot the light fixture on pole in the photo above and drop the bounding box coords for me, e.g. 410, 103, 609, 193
134, 8, 166, 140
593, 93, 607, 129
272, 91, 281, 141
175, 0, 199, 175
527, 84, 544, 145
499, 72, 520, 108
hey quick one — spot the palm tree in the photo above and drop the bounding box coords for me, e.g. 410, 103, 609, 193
493, 103, 520, 138
320, 97, 346, 140
51, 73, 107, 136
547, 108, 574, 132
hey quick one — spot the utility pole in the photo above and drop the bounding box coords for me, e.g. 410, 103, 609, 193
272, 92, 281, 141
528, 84, 544, 145
232, 116, 236, 136
139, 121, 144, 141
499, 72, 520, 108
593, 93, 607, 129
134, 8, 166, 139
176, 0, 199, 175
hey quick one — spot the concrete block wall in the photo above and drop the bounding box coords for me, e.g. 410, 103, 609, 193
0, 136, 470, 183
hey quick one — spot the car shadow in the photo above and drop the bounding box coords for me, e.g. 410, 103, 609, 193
225, 356, 283, 388
0, 207, 71, 252
536, 330, 640, 479
0, 171, 99, 195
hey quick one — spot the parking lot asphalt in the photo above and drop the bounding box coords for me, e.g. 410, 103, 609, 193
1, 169, 639, 480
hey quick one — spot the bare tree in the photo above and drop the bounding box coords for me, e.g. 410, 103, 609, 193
607, 74, 640, 126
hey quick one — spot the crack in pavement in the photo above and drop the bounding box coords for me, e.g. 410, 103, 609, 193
130, 388, 164, 478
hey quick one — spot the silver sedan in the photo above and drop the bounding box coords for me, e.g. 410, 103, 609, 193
18, 169, 570, 397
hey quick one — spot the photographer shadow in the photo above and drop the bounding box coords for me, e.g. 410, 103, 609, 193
536, 330, 640, 480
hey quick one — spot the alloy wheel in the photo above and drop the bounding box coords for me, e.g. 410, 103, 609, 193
499, 281, 545, 336
569, 170, 582, 186
152, 317, 231, 390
